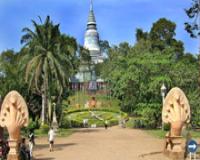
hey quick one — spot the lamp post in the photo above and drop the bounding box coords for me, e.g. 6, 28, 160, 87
161, 83, 167, 131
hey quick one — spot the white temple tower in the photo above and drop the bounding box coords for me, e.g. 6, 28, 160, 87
84, 0, 103, 64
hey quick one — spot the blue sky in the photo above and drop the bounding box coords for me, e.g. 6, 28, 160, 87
0, 0, 198, 54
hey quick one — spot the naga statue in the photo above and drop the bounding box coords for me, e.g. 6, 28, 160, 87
162, 87, 191, 159
0, 91, 29, 160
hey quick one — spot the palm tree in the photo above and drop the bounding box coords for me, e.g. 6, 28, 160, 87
21, 16, 78, 125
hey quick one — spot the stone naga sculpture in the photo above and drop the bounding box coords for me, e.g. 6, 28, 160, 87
162, 87, 190, 136
0, 91, 29, 160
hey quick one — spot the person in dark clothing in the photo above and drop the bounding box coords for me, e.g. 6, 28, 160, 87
20, 138, 31, 160
104, 120, 108, 130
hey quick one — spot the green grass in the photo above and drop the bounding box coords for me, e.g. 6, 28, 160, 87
188, 130, 200, 138
145, 129, 167, 138
145, 129, 200, 139
34, 128, 74, 137
60, 91, 127, 128
65, 110, 123, 127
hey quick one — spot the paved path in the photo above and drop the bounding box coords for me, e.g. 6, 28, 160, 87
34, 127, 169, 160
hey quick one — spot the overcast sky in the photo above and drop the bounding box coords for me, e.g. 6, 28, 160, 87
0, 0, 198, 54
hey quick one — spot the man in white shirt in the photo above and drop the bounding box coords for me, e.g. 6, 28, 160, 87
48, 127, 55, 152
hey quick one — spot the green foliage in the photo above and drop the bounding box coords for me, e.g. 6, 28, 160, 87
134, 103, 161, 129
26, 119, 39, 131
150, 18, 177, 50
163, 123, 170, 131
145, 129, 167, 139
62, 110, 126, 128
188, 89, 200, 128
99, 19, 199, 129
39, 124, 49, 134
60, 116, 72, 129
34, 128, 74, 137
185, 0, 200, 38
20, 16, 79, 124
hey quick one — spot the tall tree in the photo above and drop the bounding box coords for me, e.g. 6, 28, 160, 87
150, 18, 176, 50
21, 16, 78, 124
185, 0, 200, 86
135, 28, 148, 42
0, 50, 24, 96
185, 0, 200, 38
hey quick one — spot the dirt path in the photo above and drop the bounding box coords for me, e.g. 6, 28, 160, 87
34, 127, 169, 160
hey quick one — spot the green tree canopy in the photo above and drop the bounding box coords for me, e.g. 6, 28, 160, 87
21, 16, 79, 124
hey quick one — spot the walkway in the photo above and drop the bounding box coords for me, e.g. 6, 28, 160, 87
34, 127, 169, 160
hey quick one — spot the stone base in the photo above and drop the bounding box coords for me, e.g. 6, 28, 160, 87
7, 154, 20, 160
8, 139, 20, 160
163, 136, 186, 160
164, 150, 185, 160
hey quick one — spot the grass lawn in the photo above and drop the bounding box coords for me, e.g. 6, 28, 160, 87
145, 129, 200, 139
34, 128, 74, 137
145, 129, 167, 139
61, 91, 127, 128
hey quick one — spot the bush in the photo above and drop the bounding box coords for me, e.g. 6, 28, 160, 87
132, 119, 145, 128
135, 103, 161, 129
27, 119, 38, 131
163, 123, 170, 131
70, 120, 83, 128
40, 124, 49, 134
60, 116, 72, 129
188, 90, 200, 128
109, 119, 118, 126
22, 118, 39, 134
65, 108, 127, 117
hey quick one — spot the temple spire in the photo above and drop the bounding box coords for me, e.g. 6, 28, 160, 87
87, 0, 96, 29
90, 0, 93, 11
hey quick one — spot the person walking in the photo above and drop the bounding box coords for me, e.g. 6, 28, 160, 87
28, 130, 35, 158
48, 127, 55, 152
104, 120, 108, 130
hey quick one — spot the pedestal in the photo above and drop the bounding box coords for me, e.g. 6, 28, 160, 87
7, 140, 19, 160
163, 136, 186, 160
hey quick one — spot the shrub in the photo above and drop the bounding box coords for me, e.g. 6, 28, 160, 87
163, 123, 170, 131
132, 119, 144, 128
27, 119, 38, 131
40, 124, 49, 134
135, 103, 161, 129
22, 118, 39, 134
70, 120, 83, 128
60, 116, 74, 129
109, 119, 118, 126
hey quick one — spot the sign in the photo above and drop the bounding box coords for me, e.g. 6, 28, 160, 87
187, 140, 198, 153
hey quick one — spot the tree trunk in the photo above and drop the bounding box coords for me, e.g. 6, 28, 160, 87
41, 78, 48, 125
41, 93, 45, 125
